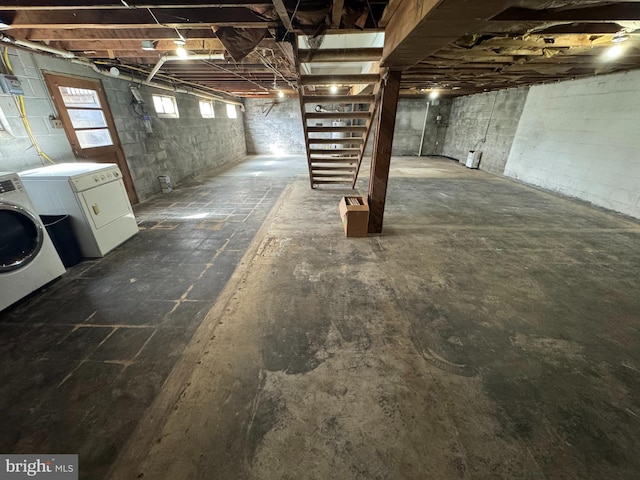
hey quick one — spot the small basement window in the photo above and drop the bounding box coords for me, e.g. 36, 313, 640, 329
226, 104, 237, 119
152, 95, 179, 118
199, 100, 215, 119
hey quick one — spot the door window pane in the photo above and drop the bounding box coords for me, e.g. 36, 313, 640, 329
76, 128, 113, 148
68, 109, 108, 129
58, 86, 101, 108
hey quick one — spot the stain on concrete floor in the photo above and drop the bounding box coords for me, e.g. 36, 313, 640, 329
3, 155, 640, 479
109, 157, 640, 480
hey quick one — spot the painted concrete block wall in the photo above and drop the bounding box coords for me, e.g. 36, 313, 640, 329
0, 47, 247, 202
392, 98, 451, 156
442, 87, 529, 174
0, 50, 76, 172
106, 79, 246, 201
243, 96, 451, 158
504, 70, 640, 219
243, 98, 305, 154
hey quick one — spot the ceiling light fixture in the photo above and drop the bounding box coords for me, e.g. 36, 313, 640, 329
429, 90, 439, 99
278, 91, 285, 98
605, 44, 624, 60
329, 85, 338, 94
174, 39, 187, 58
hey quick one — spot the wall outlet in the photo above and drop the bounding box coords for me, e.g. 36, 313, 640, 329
49, 116, 63, 129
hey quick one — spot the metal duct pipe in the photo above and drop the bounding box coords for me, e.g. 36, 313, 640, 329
146, 53, 225, 83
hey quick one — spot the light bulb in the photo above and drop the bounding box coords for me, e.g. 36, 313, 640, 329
605, 44, 623, 60
176, 45, 187, 58
329, 85, 338, 94
278, 91, 285, 98
429, 90, 439, 99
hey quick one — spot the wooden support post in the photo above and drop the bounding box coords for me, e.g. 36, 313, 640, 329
367, 69, 401, 234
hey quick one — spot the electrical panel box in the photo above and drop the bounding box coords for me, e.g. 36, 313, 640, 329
0, 74, 24, 95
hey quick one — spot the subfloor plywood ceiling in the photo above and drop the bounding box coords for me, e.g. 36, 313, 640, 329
1, 1, 639, 98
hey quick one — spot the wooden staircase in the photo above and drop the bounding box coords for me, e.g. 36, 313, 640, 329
296, 49, 381, 189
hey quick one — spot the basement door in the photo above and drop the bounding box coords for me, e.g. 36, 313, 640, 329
43, 72, 138, 204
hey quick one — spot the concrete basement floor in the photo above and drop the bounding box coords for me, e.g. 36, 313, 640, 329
3, 155, 640, 479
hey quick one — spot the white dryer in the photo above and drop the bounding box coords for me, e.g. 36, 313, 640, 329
19, 163, 138, 258
0, 172, 66, 312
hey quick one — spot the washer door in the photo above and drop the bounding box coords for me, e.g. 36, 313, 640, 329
0, 203, 44, 273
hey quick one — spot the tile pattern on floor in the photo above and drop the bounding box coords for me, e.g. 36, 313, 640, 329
0, 155, 305, 480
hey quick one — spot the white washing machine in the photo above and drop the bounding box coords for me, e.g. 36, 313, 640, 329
0, 172, 66, 312
19, 163, 138, 258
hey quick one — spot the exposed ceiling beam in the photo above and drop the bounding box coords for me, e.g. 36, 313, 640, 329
381, 0, 512, 69
7, 28, 217, 41
0, 1, 272, 10
3, 8, 276, 29
523, 23, 625, 35
299, 48, 383, 62
493, 3, 640, 22
51, 38, 225, 51
331, 0, 345, 28
271, 0, 293, 32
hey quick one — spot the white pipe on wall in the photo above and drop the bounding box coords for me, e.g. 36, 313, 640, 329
146, 53, 225, 83
76, 60, 244, 108
8, 37, 76, 59
418, 102, 430, 157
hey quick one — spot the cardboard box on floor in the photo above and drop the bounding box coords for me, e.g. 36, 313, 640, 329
338, 196, 369, 237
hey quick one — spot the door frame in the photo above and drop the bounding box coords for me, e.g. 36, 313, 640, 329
42, 72, 139, 204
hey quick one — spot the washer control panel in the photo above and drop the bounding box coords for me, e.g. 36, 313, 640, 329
71, 166, 123, 192
0, 175, 24, 198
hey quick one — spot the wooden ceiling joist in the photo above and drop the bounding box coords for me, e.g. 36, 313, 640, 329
4, 0, 640, 98
7, 28, 217, 41
382, 0, 512, 69
299, 48, 383, 62
271, 0, 293, 32
493, 3, 640, 22
0, 1, 272, 9
5, 8, 276, 29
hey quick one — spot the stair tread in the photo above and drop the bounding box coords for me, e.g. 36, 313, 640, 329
300, 74, 380, 86
303, 95, 375, 104
313, 173, 353, 180
312, 166, 357, 171
310, 147, 360, 152
310, 158, 358, 162
305, 112, 371, 119
312, 180, 353, 184
307, 126, 367, 132
307, 138, 364, 145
